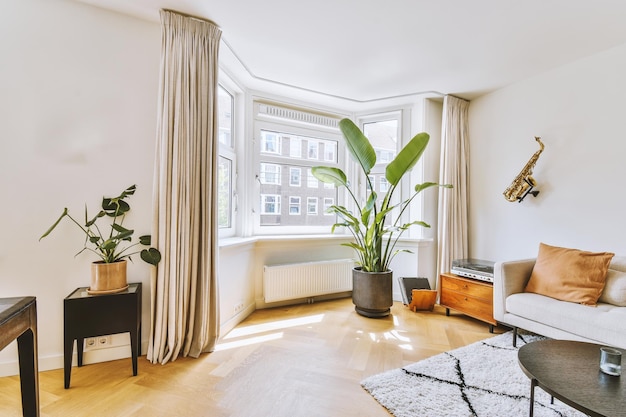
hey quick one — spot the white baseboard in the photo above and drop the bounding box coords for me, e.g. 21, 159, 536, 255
0, 342, 142, 378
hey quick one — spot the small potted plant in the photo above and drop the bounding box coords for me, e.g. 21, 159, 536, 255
40, 184, 161, 294
312, 118, 450, 317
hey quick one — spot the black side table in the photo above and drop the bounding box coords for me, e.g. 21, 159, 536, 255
63, 283, 141, 389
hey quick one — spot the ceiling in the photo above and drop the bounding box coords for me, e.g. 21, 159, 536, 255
75, 0, 626, 107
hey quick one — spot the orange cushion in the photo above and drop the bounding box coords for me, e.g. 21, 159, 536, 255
524, 243, 614, 306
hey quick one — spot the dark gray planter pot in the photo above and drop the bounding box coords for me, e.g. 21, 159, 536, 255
352, 267, 393, 318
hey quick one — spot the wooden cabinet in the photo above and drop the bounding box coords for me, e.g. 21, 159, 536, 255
439, 273, 496, 331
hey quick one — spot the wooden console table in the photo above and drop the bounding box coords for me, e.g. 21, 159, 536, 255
0, 297, 39, 417
439, 272, 496, 332
63, 283, 141, 389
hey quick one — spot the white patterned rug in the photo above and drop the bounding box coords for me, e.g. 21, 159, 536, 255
361, 331, 586, 417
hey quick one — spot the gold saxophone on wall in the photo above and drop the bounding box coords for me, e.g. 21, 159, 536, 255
503, 136, 544, 202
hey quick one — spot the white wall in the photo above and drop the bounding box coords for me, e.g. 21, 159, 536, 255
0, 0, 160, 374
469, 42, 626, 262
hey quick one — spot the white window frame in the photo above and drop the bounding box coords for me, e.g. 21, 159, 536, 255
323, 197, 334, 215
289, 136, 302, 158
307, 197, 318, 215
217, 81, 238, 239
289, 196, 301, 215
261, 131, 282, 155
323, 140, 336, 162
289, 167, 301, 187
307, 140, 319, 160
253, 101, 346, 235
307, 168, 319, 188
357, 109, 426, 238
261, 194, 281, 214
260, 163, 281, 185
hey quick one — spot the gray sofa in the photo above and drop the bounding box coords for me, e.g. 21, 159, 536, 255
494, 256, 626, 349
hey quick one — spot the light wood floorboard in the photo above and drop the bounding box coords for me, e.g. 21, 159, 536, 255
0, 298, 507, 416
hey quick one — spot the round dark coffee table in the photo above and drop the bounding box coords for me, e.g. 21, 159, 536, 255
518, 339, 625, 417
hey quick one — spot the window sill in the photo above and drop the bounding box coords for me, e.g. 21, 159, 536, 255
219, 234, 433, 249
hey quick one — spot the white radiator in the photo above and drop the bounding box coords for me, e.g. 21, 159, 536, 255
263, 259, 354, 303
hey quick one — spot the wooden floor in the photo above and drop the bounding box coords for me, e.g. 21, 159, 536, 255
0, 298, 507, 417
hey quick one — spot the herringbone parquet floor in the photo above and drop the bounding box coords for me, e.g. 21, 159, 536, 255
0, 298, 506, 417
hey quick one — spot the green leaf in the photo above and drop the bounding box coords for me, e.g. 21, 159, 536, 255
361, 192, 376, 226
114, 230, 133, 241
85, 210, 105, 227
386, 132, 429, 186
311, 166, 348, 187
39, 208, 69, 240
120, 184, 137, 198
341, 242, 365, 253
100, 239, 117, 250
111, 223, 131, 234
102, 199, 130, 217
339, 118, 376, 175
331, 205, 359, 227
414, 182, 453, 193
139, 235, 152, 245
140, 248, 161, 265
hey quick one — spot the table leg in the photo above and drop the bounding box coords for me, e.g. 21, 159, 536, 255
64, 336, 73, 389
130, 330, 138, 376
529, 378, 537, 417
77, 338, 84, 367
17, 328, 39, 417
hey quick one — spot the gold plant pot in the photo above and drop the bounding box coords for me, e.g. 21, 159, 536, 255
89, 260, 128, 294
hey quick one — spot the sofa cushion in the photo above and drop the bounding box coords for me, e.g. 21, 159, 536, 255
599, 269, 626, 306
524, 243, 614, 306
506, 293, 626, 347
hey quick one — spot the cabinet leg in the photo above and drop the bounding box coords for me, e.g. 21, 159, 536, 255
445, 308, 450, 316
77, 338, 84, 367
64, 337, 73, 389
129, 330, 138, 376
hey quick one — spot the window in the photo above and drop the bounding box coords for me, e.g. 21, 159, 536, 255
323, 140, 336, 162
307, 140, 318, 160
261, 131, 281, 154
360, 113, 412, 231
289, 167, 301, 187
218, 157, 232, 228
289, 136, 301, 158
380, 177, 389, 193
307, 197, 318, 215
261, 195, 281, 214
323, 197, 334, 215
307, 169, 318, 188
260, 163, 281, 185
217, 84, 236, 233
289, 196, 301, 215
218, 86, 233, 147
254, 102, 343, 233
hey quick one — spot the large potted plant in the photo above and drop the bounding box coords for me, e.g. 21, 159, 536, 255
313, 118, 449, 317
40, 184, 161, 294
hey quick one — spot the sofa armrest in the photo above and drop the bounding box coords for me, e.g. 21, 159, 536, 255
493, 258, 536, 321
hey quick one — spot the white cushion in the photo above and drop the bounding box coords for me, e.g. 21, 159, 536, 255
599, 269, 626, 306
506, 293, 626, 348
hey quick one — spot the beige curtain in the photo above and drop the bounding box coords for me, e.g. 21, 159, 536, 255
147, 10, 222, 364
437, 95, 470, 277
